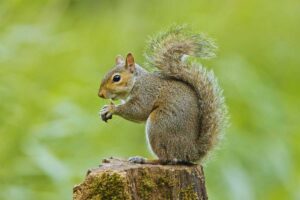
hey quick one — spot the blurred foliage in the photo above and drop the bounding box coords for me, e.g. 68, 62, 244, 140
0, 0, 299, 199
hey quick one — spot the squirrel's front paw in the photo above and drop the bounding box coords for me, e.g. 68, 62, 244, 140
99, 103, 115, 122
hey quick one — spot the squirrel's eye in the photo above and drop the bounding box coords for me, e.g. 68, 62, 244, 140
112, 75, 121, 82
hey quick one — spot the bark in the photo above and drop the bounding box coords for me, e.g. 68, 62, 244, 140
73, 158, 208, 200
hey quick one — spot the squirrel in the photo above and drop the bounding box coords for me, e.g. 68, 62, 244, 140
98, 25, 227, 164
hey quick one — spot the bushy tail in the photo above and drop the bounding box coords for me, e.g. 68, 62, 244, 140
144, 25, 228, 159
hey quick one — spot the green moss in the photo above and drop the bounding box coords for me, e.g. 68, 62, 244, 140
136, 171, 156, 200
87, 171, 129, 200
179, 184, 198, 200
156, 173, 178, 199
156, 174, 177, 188
135, 170, 179, 200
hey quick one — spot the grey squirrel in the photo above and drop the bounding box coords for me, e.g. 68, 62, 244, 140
98, 25, 227, 164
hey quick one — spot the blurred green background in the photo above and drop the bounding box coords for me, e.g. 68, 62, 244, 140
0, 0, 299, 199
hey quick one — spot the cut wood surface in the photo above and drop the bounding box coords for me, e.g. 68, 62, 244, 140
73, 158, 208, 200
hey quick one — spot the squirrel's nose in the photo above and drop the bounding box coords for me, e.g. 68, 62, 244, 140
98, 91, 105, 98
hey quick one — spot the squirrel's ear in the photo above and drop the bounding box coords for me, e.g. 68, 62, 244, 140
125, 53, 135, 73
115, 55, 124, 65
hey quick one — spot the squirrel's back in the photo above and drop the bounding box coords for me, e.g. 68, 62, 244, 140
135, 72, 199, 113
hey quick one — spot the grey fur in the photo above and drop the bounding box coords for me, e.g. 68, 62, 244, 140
99, 25, 228, 163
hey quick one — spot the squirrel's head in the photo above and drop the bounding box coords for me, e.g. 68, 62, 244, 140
98, 53, 137, 100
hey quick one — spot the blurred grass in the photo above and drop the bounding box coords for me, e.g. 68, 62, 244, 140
0, 0, 299, 199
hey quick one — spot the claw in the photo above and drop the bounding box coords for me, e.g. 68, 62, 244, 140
105, 113, 112, 121
99, 104, 115, 122
101, 113, 108, 122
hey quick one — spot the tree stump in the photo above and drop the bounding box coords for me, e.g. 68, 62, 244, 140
73, 158, 208, 200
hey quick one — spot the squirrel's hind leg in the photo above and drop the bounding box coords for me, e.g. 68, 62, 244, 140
128, 156, 147, 164
128, 156, 161, 165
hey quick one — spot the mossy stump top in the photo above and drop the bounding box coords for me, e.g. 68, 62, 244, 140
73, 158, 208, 200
